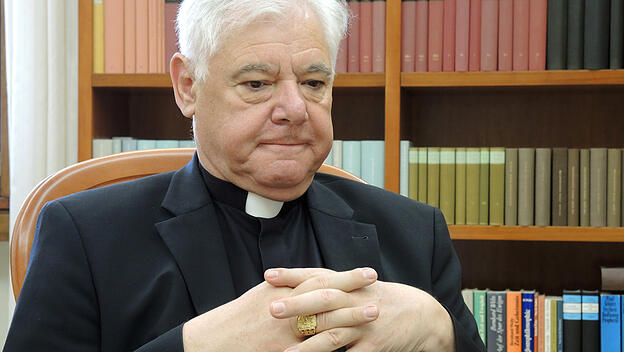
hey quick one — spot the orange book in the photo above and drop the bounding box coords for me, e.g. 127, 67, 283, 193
148, 0, 159, 73
371, 0, 385, 72
480, 0, 498, 71
528, 0, 547, 70
537, 294, 545, 352
498, 0, 513, 71
136, 0, 149, 73
442, 0, 456, 72
428, 0, 444, 72
104, 0, 124, 73
414, 0, 429, 72
348, 0, 360, 72
164, 0, 180, 72
507, 291, 522, 352
124, 0, 136, 73
359, 0, 373, 72
513, 0, 530, 70
336, 39, 348, 73
469, 0, 481, 71
401, 0, 416, 72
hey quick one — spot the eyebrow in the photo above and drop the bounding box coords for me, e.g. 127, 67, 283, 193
306, 63, 332, 77
232, 64, 276, 79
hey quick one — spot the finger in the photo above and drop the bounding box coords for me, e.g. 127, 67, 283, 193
289, 305, 379, 338
284, 327, 362, 352
270, 288, 353, 319
292, 268, 378, 296
264, 268, 334, 288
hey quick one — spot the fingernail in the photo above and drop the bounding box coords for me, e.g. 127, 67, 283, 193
271, 302, 286, 316
362, 268, 377, 280
284, 348, 299, 352
265, 269, 278, 280
364, 305, 378, 318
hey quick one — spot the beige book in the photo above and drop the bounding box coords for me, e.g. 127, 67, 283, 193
417, 148, 428, 203
466, 148, 480, 225
455, 148, 467, 225
439, 148, 456, 224
551, 148, 568, 226
590, 148, 607, 227
535, 148, 551, 226
505, 148, 518, 226
427, 147, 441, 208
479, 148, 490, 225
489, 148, 505, 226
567, 149, 580, 226
580, 149, 590, 226
607, 149, 621, 227
408, 148, 419, 200
518, 148, 535, 226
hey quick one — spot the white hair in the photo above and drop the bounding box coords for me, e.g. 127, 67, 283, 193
176, 0, 350, 82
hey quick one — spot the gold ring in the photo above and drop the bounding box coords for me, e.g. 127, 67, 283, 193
297, 314, 317, 336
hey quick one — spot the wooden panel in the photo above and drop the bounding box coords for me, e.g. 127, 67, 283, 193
79, 0, 94, 161
0, 211, 8, 241
450, 225, 624, 242
384, 0, 402, 192
92, 89, 131, 138
128, 90, 192, 140
332, 88, 385, 141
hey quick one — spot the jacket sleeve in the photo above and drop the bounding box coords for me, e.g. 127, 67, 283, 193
430, 207, 486, 352
4, 200, 185, 352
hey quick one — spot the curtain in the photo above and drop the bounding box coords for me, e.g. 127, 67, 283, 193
4, 0, 78, 338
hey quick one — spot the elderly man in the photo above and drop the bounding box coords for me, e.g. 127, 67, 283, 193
5, 0, 484, 351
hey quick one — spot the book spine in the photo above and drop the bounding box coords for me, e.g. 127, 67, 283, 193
402, 0, 416, 72
121, 138, 138, 152
104, 0, 124, 73
489, 147, 505, 225
164, 0, 179, 73
428, 0, 444, 71
522, 292, 535, 352
480, 0, 498, 71
93, 0, 105, 73
551, 148, 568, 226
580, 149, 590, 226
513, 0, 530, 70
372, 0, 386, 72
336, 38, 348, 73
479, 148, 490, 225
568, 149, 580, 226
443, 0, 457, 72
155, 140, 179, 148
546, 0, 568, 69
418, 147, 428, 203
497, 0, 513, 71
567, 0, 585, 69
462, 289, 474, 314
415, 0, 429, 72
158, 0, 165, 72
409, 147, 419, 200
332, 140, 343, 168
581, 291, 600, 352
507, 292, 522, 352
427, 147, 441, 207
535, 148, 551, 226
359, 0, 373, 72
455, 0, 470, 71
474, 290, 488, 346
137, 139, 157, 150
342, 141, 362, 177
600, 294, 621, 352
505, 148, 518, 225
563, 290, 582, 352
466, 148, 481, 224
440, 148, 456, 224
611, 0, 624, 69
584, 0, 610, 69
607, 149, 621, 227
518, 148, 535, 226
590, 148, 607, 227
455, 148, 467, 224
361, 140, 385, 188
544, 297, 551, 352
537, 294, 544, 352
136, 0, 149, 73
124, 0, 137, 73
92, 138, 113, 158
469, 0, 482, 71
528, 0, 547, 70
348, 0, 361, 72
556, 300, 563, 352
487, 291, 507, 352
148, 0, 159, 73
400, 140, 412, 196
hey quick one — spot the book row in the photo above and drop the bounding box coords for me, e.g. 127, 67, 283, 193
94, 0, 180, 74
324, 140, 386, 188
403, 146, 624, 227
92, 137, 195, 158
461, 289, 624, 352
400, 0, 624, 72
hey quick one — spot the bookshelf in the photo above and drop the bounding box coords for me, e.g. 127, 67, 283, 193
77, 0, 624, 294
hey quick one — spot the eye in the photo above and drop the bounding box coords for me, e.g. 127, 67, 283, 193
245, 81, 267, 89
303, 80, 325, 89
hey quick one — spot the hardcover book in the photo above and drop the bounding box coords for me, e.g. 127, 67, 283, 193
93, 0, 105, 73
580, 149, 590, 226
563, 290, 582, 352
513, 0, 530, 70
551, 148, 568, 226
507, 291, 522, 352
332, 140, 343, 169
487, 291, 507, 352
479, 148, 490, 225
400, 140, 412, 197
546, 0, 568, 69
600, 293, 621, 352
409, 147, 419, 200
489, 148, 505, 225
518, 148, 535, 226
455, 148, 467, 224
372, 0, 386, 72
401, 0, 416, 72
428, 0, 444, 71
474, 289, 488, 346
581, 290, 599, 352
443, 0, 457, 71
611, 0, 624, 69
164, 0, 180, 73
124, 0, 137, 73
359, 0, 373, 72
455, 0, 470, 71
136, 0, 149, 73
528, 0, 547, 70
498, 0, 513, 71
469, 0, 482, 71
606, 149, 621, 227
440, 148, 456, 224
418, 147, 428, 203
342, 141, 362, 178
462, 289, 474, 313
348, 0, 361, 72
361, 140, 385, 188
104, 0, 124, 73
584, 0, 610, 69
535, 148, 551, 226
590, 148, 607, 227
567, 0, 585, 69
522, 291, 535, 352
466, 148, 481, 224
415, 0, 429, 72
427, 147, 441, 207
480, 0, 499, 71
505, 148, 518, 225
568, 149, 580, 226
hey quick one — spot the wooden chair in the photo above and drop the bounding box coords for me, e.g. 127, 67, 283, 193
10, 148, 363, 299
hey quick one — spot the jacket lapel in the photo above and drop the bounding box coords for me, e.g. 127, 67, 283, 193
155, 154, 236, 315
306, 181, 385, 279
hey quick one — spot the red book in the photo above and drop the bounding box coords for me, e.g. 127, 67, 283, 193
443, 0, 456, 71
136, 0, 149, 73
455, 0, 470, 71
402, 1, 417, 72
528, 0, 547, 70
336, 38, 348, 73
158, 0, 165, 72
360, 0, 373, 72
124, 0, 136, 73
415, 0, 429, 72
480, 0, 498, 71
428, 0, 444, 71
469, 0, 481, 70
104, 0, 124, 73
348, 0, 361, 72
164, 0, 179, 73
148, 0, 159, 73
513, 0, 529, 70
498, 0, 512, 70
372, 0, 386, 72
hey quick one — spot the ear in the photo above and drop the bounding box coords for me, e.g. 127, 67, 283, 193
170, 53, 196, 118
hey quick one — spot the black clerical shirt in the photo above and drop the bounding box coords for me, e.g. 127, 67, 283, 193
199, 163, 325, 296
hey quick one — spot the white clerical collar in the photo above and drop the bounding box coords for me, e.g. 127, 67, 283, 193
245, 192, 284, 219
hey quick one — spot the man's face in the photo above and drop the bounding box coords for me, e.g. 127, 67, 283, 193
191, 11, 333, 201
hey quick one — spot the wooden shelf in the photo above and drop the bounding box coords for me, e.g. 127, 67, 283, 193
450, 225, 624, 242
402, 70, 624, 87
92, 73, 385, 88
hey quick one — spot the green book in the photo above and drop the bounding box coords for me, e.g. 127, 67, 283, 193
427, 147, 441, 208
473, 289, 487, 346
479, 148, 490, 225
489, 148, 505, 226
408, 147, 419, 200
455, 148, 467, 225
466, 148, 481, 225
417, 147, 428, 203
439, 148, 456, 224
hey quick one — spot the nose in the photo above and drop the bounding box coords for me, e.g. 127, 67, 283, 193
271, 81, 307, 125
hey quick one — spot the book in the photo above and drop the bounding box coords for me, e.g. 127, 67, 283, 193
551, 148, 568, 226
556, 300, 563, 352
427, 147, 441, 207
440, 148, 456, 224
111, 137, 123, 154
567, 0, 585, 69
563, 290, 582, 352
581, 290, 599, 352
137, 139, 157, 150
409, 147, 419, 200
93, 0, 105, 73
179, 140, 196, 148
164, 0, 180, 73
455, 148, 467, 224
535, 148, 551, 226
498, 0, 513, 71
104, 0, 124, 73
479, 148, 490, 225
546, 0, 568, 69
332, 140, 343, 169
487, 290, 507, 352
601, 267, 624, 291
324, 147, 334, 166
518, 148, 535, 226
336, 38, 348, 73
611, 0, 624, 69
155, 140, 179, 148
148, 0, 160, 73
489, 148, 505, 225
469, 0, 482, 71
359, 0, 373, 72
580, 149, 590, 226
136, 0, 149, 73
590, 148, 607, 227
466, 148, 480, 224
415, 0, 429, 72
607, 149, 621, 227
372, 0, 386, 72
455, 0, 470, 71
544, 296, 552, 352
124, 0, 136, 73
535, 293, 542, 352
361, 140, 385, 188
400, 140, 412, 196
342, 141, 362, 178
428, 0, 444, 71
568, 149, 580, 226
480, 0, 498, 71
462, 288, 474, 313
513, 0, 530, 71
401, 0, 416, 72
583, 0, 610, 69
474, 289, 488, 346
348, 0, 360, 72
522, 291, 535, 352
418, 147, 428, 203
443, 0, 457, 72
600, 293, 621, 352
92, 138, 113, 158
121, 138, 138, 152
507, 291, 522, 352
505, 148, 518, 225
528, 0, 547, 70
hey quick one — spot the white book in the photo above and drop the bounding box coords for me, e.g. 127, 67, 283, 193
361, 140, 385, 188
121, 137, 137, 152
111, 137, 124, 154
324, 145, 334, 166
92, 139, 113, 158
400, 140, 412, 196
137, 139, 157, 150
332, 140, 343, 169
342, 141, 362, 177
461, 289, 474, 314
179, 140, 196, 148
155, 140, 180, 148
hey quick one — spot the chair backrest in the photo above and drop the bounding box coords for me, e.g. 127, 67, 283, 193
11, 148, 364, 299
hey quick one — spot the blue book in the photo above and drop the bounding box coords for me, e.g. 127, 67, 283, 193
581, 290, 599, 352
563, 290, 582, 352
522, 291, 535, 352
600, 293, 621, 352
556, 299, 563, 352
342, 141, 361, 178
